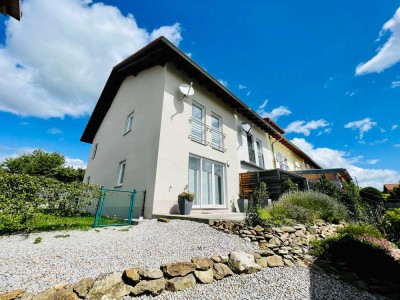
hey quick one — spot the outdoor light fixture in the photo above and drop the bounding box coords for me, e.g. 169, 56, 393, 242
240, 122, 252, 133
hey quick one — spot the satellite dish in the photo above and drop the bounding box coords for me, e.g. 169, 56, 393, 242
179, 82, 194, 100
241, 122, 252, 133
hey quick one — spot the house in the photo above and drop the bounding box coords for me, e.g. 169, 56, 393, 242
0, 0, 22, 21
81, 37, 320, 218
383, 183, 399, 193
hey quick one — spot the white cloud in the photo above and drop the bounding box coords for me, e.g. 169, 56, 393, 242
65, 157, 87, 169
246, 91, 251, 96
0, 0, 182, 118
344, 118, 377, 139
369, 138, 389, 145
47, 128, 62, 135
292, 138, 400, 188
285, 119, 330, 136
256, 101, 292, 121
344, 90, 358, 97
391, 81, 400, 88
238, 84, 247, 89
395, 144, 400, 148
317, 127, 332, 136
356, 7, 400, 75
366, 159, 379, 165
218, 79, 228, 87
392, 124, 399, 131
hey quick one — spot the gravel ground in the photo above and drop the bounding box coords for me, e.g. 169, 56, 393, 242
0, 219, 257, 293
133, 267, 382, 300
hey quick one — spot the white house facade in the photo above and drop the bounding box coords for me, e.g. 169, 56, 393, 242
81, 37, 320, 218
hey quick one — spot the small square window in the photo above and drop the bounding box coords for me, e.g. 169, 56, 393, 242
125, 113, 134, 134
117, 161, 126, 186
92, 143, 98, 159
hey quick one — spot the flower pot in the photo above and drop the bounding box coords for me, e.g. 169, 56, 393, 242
237, 198, 248, 213
178, 196, 194, 215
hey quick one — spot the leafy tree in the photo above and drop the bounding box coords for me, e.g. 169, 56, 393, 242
360, 187, 383, 202
282, 179, 299, 193
388, 185, 400, 200
309, 174, 341, 200
1, 149, 84, 182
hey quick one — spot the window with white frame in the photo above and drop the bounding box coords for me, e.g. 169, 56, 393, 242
92, 143, 98, 159
116, 161, 126, 186
125, 112, 134, 134
256, 139, 264, 168
190, 102, 206, 144
211, 113, 224, 151
247, 134, 256, 163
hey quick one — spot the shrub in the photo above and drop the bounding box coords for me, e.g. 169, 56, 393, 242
312, 226, 399, 282
360, 186, 383, 202
336, 222, 383, 238
0, 173, 100, 234
261, 191, 348, 224
309, 174, 341, 200
382, 208, 400, 246
245, 182, 269, 226
282, 179, 299, 193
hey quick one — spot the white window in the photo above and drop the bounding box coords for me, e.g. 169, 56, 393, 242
117, 161, 126, 186
247, 134, 256, 163
92, 143, 98, 159
190, 102, 206, 144
125, 112, 134, 134
256, 139, 264, 168
211, 113, 224, 151
188, 154, 225, 207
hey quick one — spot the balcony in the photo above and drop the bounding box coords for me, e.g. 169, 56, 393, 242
188, 118, 226, 152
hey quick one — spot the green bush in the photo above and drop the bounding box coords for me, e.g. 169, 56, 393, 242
282, 179, 299, 193
260, 191, 348, 224
245, 182, 269, 226
382, 208, 400, 246
336, 222, 383, 238
312, 227, 399, 282
0, 173, 100, 234
360, 186, 383, 202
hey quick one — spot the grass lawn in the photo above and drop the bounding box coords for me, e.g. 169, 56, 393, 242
26, 213, 124, 232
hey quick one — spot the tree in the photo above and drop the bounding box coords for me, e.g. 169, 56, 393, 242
1, 149, 84, 182
389, 185, 400, 200
360, 187, 383, 202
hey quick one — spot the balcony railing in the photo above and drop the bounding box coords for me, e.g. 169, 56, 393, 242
248, 148, 256, 163
189, 117, 208, 145
210, 127, 226, 152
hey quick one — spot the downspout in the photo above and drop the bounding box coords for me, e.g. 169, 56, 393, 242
271, 135, 283, 169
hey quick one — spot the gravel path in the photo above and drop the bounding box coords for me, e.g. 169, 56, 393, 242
133, 267, 382, 300
0, 220, 257, 293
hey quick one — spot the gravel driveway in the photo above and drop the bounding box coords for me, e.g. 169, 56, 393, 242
0, 219, 257, 293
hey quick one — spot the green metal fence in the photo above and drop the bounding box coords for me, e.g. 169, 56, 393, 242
93, 187, 137, 228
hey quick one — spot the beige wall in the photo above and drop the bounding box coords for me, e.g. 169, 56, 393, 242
84, 66, 166, 218
271, 138, 306, 171
153, 62, 242, 213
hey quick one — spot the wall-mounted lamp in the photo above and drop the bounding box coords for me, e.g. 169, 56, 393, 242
240, 122, 252, 134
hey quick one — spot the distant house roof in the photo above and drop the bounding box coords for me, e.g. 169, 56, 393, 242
292, 168, 353, 183
0, 0, 22, 21
384, 183, 399, 192
80, 36, 321, 169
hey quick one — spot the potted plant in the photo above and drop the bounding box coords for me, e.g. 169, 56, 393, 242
237, 192, 249, 213
178, 185, 195, 215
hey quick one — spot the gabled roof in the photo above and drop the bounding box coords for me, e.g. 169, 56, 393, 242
80, 36, 321, 169
384, 183, 399, 192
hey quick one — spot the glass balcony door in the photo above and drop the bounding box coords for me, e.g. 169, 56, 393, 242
188, 155, 225, 208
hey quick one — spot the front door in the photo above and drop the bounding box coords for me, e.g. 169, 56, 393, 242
188, 154, 225, 208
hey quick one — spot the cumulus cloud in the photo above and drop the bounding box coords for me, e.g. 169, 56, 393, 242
65, 157, 87, 169
356, 7, 400, 75
0, 0, 182, 118
285, 119, 330, 136
47, 128, 62, 135
391, 81, 400, 88
218, 79, 228, 87
344, 118, 377, 139
256, 101, 292, 121
366, 159, 379, 165
392, 124, 399, 131
292, 138, 400, 188
246, 91, 251, 96
238, 84, 247, 89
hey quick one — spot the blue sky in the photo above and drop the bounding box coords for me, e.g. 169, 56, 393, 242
0, 0, 399, 188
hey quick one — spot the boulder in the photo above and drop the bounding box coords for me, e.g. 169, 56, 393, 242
269, 237, 281, 246
138, 268, 163, 280
283, 259, 295, 267
86, 272, 132, 299
0, 290, 26, 300
267, 255, 284, 267
191, 257, 213, 270
253, 225, 264, 232
122, 268, 141, 285
131, 278, 166, 296
213, 263, 233, 280
32, 290, 57, 300
73, 278, 95, 298
166, 274, 196, 292
33, 288, 79, 300
53, 282, 69, 291
254, 249, 274, 257
256, 258, 269, 268
228, 252, 262, 274
17, 293, 34, 300
194, 269, 214, 284
281, 226, 296, 233
161, 262, 197, 277
211, 255, 222, 263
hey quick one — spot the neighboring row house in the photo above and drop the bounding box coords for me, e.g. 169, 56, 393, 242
81, 37, 321, 218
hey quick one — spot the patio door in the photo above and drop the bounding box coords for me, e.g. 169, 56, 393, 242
188, 154, 225, 208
